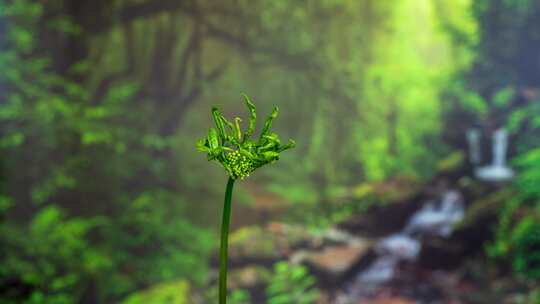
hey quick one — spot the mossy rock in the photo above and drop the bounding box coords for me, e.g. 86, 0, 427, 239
229, 226, 279, 259
456, 188, 512, 231
436, 151, 465, 173
228, 265, 271, 289
122, 280, 190, 304
352, 175, 421, 206
229, 224, 310, 260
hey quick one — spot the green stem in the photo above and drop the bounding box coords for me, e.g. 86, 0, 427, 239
219, 177, 235, 304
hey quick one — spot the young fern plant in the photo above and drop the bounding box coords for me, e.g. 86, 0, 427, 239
197, 94, 295, 304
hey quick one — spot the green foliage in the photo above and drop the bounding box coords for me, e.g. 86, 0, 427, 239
492, 87, 515, 108
229, 289, 252, 304
197, 94, 295, 180
106, 191, 214, 292
1, 206, 108, 304
488, 196, 540, 281
0, 0, 214, 302
265, 262, 320, 304
514, 148, 540, 197
457, 86, 488, 116
488, 144, 540, 281
529, 289, 540, 304
509, 218, 540, 279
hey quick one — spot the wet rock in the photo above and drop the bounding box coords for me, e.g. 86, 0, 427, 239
301, 238, 373, 284
455, 188, 510, 234
338, 191, 441, 238
418, 237, 465, 270
338, 200, 423, 238
355, 256, 399, 285
307, 243, 371, 274
375, 234, 421, 261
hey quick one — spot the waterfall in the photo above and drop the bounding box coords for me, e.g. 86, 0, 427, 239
466, 128, 481, 165
475, 128, 514, 182
493, 129, 508, 167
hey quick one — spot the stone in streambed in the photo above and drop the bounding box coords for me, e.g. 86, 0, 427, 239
228, 265, 270, 289
361, 298, 417, 304
302, 238, 373, 282
337, 294, 416, 304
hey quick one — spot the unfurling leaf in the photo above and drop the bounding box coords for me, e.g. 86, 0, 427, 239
259, 106, 279, 143
279, 139, 296, 152
242, 93, 257, 142
262, 151, 280, 161
208, 128, 219, 150
196, 139, 209, 152
234, 117, 243, 141
212, 107, 227, 143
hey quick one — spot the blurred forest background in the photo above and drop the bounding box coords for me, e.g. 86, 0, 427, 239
1, 0, 540, 303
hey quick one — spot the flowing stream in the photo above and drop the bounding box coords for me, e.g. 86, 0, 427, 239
339, 190, 465, 302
